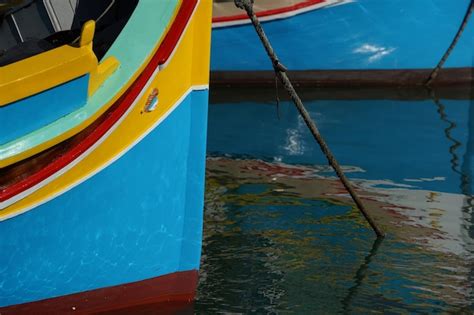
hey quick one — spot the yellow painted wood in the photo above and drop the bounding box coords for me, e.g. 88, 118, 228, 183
89, 56, 120, 96
0, 21, 119, 107
79, 20, 95, 48
0, 46, 96, 107
0, 0, 213, 220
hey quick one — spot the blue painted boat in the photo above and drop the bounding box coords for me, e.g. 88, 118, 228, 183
0, 0, 212, 312
211, 0, 473, 86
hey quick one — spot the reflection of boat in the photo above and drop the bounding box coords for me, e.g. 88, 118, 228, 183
203, 156, 473, 311
0, 0, 211, 312
206, 156, 472, 255
208, 85, 474, 252
211, 0, 473, 86
208, 86, 473, 195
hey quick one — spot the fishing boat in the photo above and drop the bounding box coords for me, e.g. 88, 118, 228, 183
211, 0, 474, 86
0, 0, 211, 313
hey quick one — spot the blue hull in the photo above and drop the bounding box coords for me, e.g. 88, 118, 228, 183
211, 0, 473, 71
0, 90, 208, 307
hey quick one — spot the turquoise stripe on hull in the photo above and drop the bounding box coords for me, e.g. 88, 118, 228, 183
211, 0, 473, 71
0, 89, 208, 307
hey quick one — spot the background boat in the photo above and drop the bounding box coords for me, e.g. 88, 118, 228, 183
211, 0, 474, 86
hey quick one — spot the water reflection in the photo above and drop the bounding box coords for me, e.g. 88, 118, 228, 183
341, 237, 383, 314
196, 86, 474, 313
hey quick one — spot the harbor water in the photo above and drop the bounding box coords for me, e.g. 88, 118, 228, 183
194, 86, 474, 313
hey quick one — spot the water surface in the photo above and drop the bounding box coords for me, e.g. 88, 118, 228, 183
195, 86, 474, 313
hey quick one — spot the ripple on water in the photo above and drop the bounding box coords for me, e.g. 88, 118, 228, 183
195, 157, 474, 314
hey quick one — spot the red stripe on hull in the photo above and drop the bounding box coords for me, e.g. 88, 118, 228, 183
157, 0, 198, 65
0, 0, 198, 203
0, 270, 198, 314
212, 0, 326, 24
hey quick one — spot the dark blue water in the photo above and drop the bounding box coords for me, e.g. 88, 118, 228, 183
195, 87, 474, 313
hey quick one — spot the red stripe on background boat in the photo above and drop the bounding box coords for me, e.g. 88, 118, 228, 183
212, 0, 329, 25
0, 0, 198, 206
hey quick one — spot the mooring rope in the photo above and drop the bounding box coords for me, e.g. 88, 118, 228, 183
426, 0, 474, 86
234, 0, 385, 238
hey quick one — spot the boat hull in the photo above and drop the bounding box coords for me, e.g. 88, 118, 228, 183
211, 0, 474, 86
0, 88, 209, 312
0, 0, 212, 311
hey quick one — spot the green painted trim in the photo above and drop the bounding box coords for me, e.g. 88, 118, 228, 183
0, 0, 180, 160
